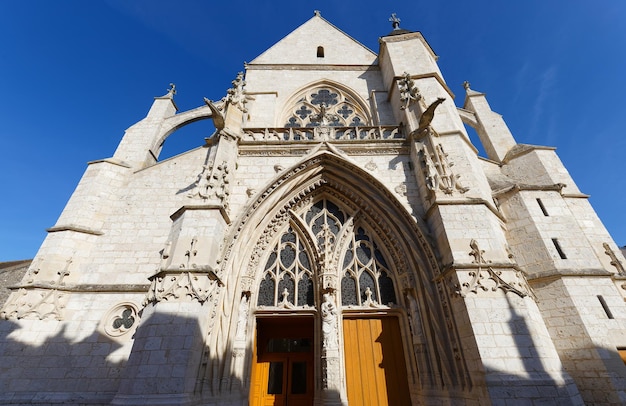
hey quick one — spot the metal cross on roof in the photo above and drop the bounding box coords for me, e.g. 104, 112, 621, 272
389, 13, 401, 30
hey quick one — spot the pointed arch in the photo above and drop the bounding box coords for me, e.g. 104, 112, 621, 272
278, 80, 372, 127
212, 150, 472, 392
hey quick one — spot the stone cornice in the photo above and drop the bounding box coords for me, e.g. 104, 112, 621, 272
527, 268, 613, 283
424, 197, 505, 223
388, 72, 454, 101
7, 283, 150, 293
87, 158, 132, 168
436, 262, 520, 281
46, 225, 104, 236
245, 64, 379, 71
170, 204, 231, 224
502, 143, 556, 163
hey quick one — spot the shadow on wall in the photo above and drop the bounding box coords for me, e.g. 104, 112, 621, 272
0, 307, 247, 406
0, 317, 125, 405
5, 290, 625, 404
481, 294, 585, 404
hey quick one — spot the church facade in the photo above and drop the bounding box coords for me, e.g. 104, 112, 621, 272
2, 13, 626, 405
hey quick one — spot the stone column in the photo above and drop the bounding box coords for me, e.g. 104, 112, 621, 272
320, 292, 346, 405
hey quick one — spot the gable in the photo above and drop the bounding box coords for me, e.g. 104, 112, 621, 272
249, 14, 377, 66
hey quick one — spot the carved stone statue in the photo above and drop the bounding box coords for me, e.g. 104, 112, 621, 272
321, 293, 338, 350
235, 294, 249, 341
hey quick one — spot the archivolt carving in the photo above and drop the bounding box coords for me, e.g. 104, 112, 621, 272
223, 152, 441, 285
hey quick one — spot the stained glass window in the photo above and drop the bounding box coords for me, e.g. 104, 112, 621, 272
341, 227, 397, 306
257, 228, 314, 307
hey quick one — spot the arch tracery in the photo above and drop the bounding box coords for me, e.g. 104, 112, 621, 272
280, 82, 371, 128
254, 196, 400, 310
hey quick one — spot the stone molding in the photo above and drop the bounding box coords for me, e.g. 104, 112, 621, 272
245, 64, 379, 71
46, 224, 104, 236
169, 204, 231, 224
86, 158, 132, 168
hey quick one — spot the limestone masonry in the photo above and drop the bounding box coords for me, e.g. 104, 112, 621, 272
1, 13, 625, 405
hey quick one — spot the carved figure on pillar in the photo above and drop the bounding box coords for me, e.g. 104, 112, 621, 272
235, 293, 250, 341
310, 102, 340, 141
321, 292, 338, 351
406, 292, 425, 345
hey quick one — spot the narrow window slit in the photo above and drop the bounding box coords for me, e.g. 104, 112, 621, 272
537, 198, 549, 216
598, 295, 614, 319
552, 238, 567, 259
317, 46, 324, 58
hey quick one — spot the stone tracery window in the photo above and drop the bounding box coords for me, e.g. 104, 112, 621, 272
284, 87, 368, 128
258, 228, 314, 307
341, 227, 397, 306
256, 199, 397, 309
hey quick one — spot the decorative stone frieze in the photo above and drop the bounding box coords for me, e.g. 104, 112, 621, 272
1, 259, 72, 320
451, 240, 533, 299
143, 269, 222, 305
241, 125, 403, 142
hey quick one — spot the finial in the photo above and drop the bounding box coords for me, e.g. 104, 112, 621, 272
166, 83, 176, 98
389, 13, 401, 30
463, 81, 471, 91
314, 10, 321, 17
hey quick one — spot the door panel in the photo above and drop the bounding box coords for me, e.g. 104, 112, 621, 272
343, 317, 411, 406
250, 317, 314, 406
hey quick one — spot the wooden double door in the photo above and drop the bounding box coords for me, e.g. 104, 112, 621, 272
250, 316, 410, 406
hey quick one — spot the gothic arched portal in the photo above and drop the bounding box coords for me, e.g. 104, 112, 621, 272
210, 151, 472, 404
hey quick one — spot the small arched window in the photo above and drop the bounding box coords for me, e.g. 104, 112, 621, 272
317, 46, 324, 58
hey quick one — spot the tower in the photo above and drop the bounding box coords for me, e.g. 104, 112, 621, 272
1, 12, 626, 405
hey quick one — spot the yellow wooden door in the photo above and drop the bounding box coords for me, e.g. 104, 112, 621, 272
343, 317, 411, 406
250, 317, 314, 406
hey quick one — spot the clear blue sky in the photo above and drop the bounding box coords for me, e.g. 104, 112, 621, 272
1, 1, 625, 261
